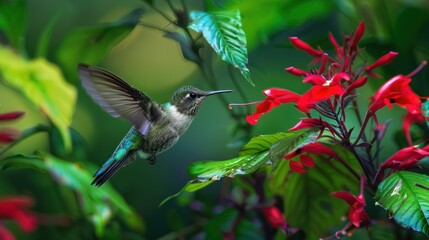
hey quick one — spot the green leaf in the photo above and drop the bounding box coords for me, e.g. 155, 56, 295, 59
375, 171, 429, 236
56, 8, 143, 79
0, 0, 27, 52
0, 45, 76, 151
269, 143, 359, 239
189, 10, 253, 86
161, 129, 319, 205
1, 153, 145, 236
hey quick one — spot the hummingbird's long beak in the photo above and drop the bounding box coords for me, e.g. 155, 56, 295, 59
205, 89, 234, 96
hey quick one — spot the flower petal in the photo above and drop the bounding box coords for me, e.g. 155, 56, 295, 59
289, 37, 323, 58
300, 155, 314, 167
289, 160, 306, 173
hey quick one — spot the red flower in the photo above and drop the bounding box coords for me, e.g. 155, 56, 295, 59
245, 88, 301, 125
284, 142, 336, 173
368, 75, 421, 115
380, 145, 429, 170
289, 37, 323, 58
261, 206, 287, 231
0, 196, 37, 240
0, 111, 24, 144
349, 21, 365, 52
328, 177, 369, 239
365, 52, 398, 77
297, 73, 350, 112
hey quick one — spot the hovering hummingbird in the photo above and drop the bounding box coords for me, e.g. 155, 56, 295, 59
77, 64, 233, 186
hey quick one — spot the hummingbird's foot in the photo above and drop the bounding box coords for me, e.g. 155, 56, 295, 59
147, 155, 157, 165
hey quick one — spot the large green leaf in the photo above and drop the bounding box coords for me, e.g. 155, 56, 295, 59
189, 10, 253, 86
206, 0, 334, 49
56, 8, 143, 79
375, 171, 429, 236
0, 153, 145, 236
160, 129, 319, 205
269, 143, 359, 239
0, 0, 27, 52
0, 45, 76, 151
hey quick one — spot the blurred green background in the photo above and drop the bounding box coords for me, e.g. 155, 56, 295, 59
1, 0, 429, 239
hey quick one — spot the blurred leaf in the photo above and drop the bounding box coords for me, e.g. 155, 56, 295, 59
189, 10, 253, 86
270, 143, 359, 239
161, 129, 318, 205
56, 8, 143, 79
0, 45, 76, 151
0, 0, 27, 52
36, 10, 63, 58
236, 219, 263, 240
204, 208, 238, 239
0, 152, 145, 236
393, 7, 428, 52
164, 31, 200, 63
375, 171, 429, 236
209, 0, 334, 49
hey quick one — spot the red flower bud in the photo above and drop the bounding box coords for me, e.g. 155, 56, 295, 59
285, 66, 307, 76
289, 37, 323, 58
366, 51, 398, 73
350, 21, 365, 52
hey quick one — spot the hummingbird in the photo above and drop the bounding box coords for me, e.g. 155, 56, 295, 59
77, 64, 233, 186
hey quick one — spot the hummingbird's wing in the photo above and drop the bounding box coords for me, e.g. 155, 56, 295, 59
78, 64, 164, 137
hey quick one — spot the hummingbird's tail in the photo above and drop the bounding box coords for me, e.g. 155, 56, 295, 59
91, 128, 142, 187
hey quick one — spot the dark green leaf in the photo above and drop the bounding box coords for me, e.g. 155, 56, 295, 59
270, 143, 359, 239
0, 0, 27, 52
204, 208, 238, 239
375, 171, 429, 236
0, 153, 145, 236
189, 10, 253, 86
0, 46, 77, 151
56, 8, 143, 79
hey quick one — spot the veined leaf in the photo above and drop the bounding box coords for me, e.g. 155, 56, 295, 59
189, 10, 253, 86
0, 45, 76, 151
0, 153, 145, 236
375, 171, 429, 236
56, 8, 143, 79
160, 129, 319, 205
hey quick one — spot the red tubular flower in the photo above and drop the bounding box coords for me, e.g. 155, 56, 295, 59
346, 76, 368, 93
380, 146, 429, 170
368, 75, 421, 115
328, 177, 369, 239
0, 196, 37, 240
289, 37, 323, 58
297, 73, 350, 112
349, 21, 365, 52
289, 118, 337, 136
284, 142, 336, 173
0, 112, 25, 121
245, 88, 301, 125
285, 66, 308, 76
261, 206, 287, 231
366, 52, 398, 77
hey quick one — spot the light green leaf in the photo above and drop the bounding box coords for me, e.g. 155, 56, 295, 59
0, 0, 27, 52
270, 148, 359, 239
56, 8, 143, 79
161, 129, 319, 205
0, 153, 145, 236
375, 171, 429, 236
189, 10, 253, 86
0, 45, 76, 151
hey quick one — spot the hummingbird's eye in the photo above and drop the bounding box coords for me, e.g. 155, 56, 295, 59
186, 92, 197, 99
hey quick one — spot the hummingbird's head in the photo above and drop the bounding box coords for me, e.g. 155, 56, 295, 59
170, 86, 233, 116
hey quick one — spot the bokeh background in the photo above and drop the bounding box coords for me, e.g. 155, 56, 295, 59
1, 0, 429, 239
